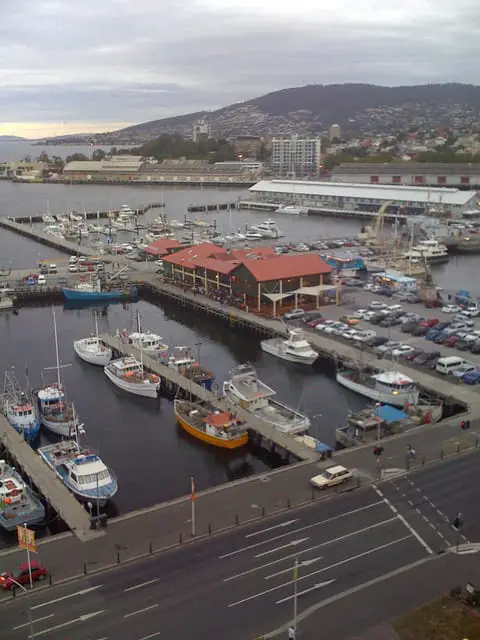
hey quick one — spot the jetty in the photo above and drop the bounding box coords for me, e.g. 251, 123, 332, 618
6, 202, 165, 225
0, 415, 103, 542
101, 334, 319, 462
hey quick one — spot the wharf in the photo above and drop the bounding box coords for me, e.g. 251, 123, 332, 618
4, 202, 164, 225
101, 334, 318, 463
237, 200, 408, 222
187, 202, 237, 213
0, 415, 102, 542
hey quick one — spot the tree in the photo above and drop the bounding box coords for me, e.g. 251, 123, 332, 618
92, 149, 106, 161
65, 153, 88, 163
37, 151, 50, 163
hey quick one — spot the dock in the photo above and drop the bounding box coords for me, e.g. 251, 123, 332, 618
101, 334, 319, 463
6, 202, 165, 225
237, 200, 408, 222
0, 415, 103, 542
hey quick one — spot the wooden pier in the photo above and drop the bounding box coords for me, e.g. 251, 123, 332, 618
7, 202, 165, 225
0, 415, 104, 542
101, 334, 319, 462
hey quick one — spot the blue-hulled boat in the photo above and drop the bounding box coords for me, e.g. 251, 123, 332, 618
62, 280, 138, 302
1, 370, 40, 443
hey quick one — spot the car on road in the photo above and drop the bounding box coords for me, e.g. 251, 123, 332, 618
283, 308, 305, 321
0, 561, 47, 590
400, 348, 424, 361
369, 301, 387, 310
442, 305, 461, 314
464, 370, 480, 384
391, 344, 416, 357
453, 363, 477, 379
310, 465, 353, 489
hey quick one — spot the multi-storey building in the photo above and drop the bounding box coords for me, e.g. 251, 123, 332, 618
271, 135, 321, 177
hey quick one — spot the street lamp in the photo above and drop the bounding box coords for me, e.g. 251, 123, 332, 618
9, 578, 34, 639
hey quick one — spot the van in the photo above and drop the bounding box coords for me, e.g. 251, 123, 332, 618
48, 263, 57, 274
436, 356, 465, 375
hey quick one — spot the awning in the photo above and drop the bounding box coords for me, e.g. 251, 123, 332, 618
374, 405, 408, 424
293, 284, 338, 296
263, 292, 294, 302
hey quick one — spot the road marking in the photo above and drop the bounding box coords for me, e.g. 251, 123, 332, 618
32, 585, 103, 610
219, 500, 385, 559
275, 579, 336, 604
300, 556, 323, 567
373, 486, 434, 555
246, 519, 299, 538
255, 538, 309, 558
125, 578, 160, 592
228, 536, 409, 606
136, 633, 161, 640
32, 610, 104, 637
13, 614, 54, 630
124, 604, 159, 618
223, 517, 397, 582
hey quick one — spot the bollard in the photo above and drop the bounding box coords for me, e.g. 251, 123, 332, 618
456, 443, 460, 454
208, 523, 212, 535
262, 506, 266, 517
49, 574, 53, 587
83, 562, 87, 575
116, 551, 120, 564
179, 532, 183, 544
149, 542, 153, 555
287, 497, 291, 509
236, 514, 239, 526
440, 449, 444, 459
311, 487, 315, 500
422, 456, 425, 466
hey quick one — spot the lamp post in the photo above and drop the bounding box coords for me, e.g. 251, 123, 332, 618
9, 578, 34, 639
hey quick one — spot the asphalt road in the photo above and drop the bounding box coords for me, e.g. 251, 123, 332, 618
2, 452, 479, 640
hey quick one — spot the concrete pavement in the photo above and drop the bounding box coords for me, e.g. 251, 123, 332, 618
2, 453, 479, 639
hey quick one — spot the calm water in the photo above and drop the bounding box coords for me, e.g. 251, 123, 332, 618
0, 142, 131, 162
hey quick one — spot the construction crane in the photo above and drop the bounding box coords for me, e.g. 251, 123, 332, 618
363, 201, 394, 247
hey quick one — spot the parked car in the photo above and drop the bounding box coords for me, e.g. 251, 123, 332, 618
324, 322, 348, 335
370, 313, 387, 325
423, 352, 442, 369
302, 311, 323, 323
340, 315, 360, 326
411, 325, 429, 337
413, 352, 432, 366
464, 370, 480, 384
369, 301, 387, 310
453, 363, 477, 379
405, 293, 422, 303
353, 330, 377, 343
342, 329, 360, 340
401, 321, 419, 333
283, 308, 305, 321
420, 318, 440, 328
425, 329, 440, 341
425, 299, 442, 308
378, 288, 393, 297
307, 318, 326, 328
433, 332, 450, 344
455, 340, 470, 351
315, 320, 336, 332
367, 336, 389, 347
391, 345, 416, 357
37, 274, 47, 286
380, 315, 402, 327
401, 348, 424, 361
0, 561, 47, 590
387, 304, 403, 313
352, 309, 368, 319
442, 305, 462, 314
460, 307, 480, 318
443, 324, 468, 336
374, 341, 401, 355
435, 322, 451, 331
444, 335, 461, 347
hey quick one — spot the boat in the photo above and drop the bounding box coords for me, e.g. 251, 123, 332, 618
128, 311, 168, 358
335, 368, 419, 407
245, 229, 263, 241
37, 309, 79, 437
38, 425, 117, 506
275, 205, 308, 215
169, 219, 185, 228
73, 313, 112, 366
62, 279, 138, 302
260, 329, 318, 365
112, 214, 134, 230
1, 370, 40, 442
173, 399, 248, 449
104, 356, 160, 398
0, 460, 45, 531
0, 295, 14, 310
256, 219, 284, 239
69, 212, 83, 222
42, 214, 56, 224
167, 346, 215, 390
223, 364, 310, 434
402, 239, 449, 264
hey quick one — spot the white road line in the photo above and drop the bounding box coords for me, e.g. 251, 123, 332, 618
32, 585, 103, 610
32, 611, 104, 637
136, 633, 161, 640
223, 517, 397, 582
125, 578, 159, 592
13, 614, 54, 630
124, 604, 159, 618
246, 519, 299, 538
219, 500, 385, 559
373, 486, 434, 555
275, 579, 336, 605
228, 536, 410, 607
255, 538, 309, 558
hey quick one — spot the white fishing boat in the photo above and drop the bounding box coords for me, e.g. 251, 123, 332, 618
256, 219, 284, 239
335, 368, 419, 407
223, 364, 310, 434
261, 329, 318, 365
74, 313, 112, 366
275, 205, 308, 215
128, 312, 168, 358
104, 356, 161, 398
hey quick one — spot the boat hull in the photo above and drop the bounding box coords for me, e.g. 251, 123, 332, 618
260, 341, 317, 365
74, 341, 112, 366
62, 286, 138, 302
39, 413, 76, 437
6, 414, 41, 441
174, 406, 248, 449
336, 372, 419, 406
104, 366, 160, 398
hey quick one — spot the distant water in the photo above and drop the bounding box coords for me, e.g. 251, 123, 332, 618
0, 141, 131, 162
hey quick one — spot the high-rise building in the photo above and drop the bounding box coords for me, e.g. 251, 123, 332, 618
192, 119, 211, 142
271, 135, 322, 177
328, 123, 341, 141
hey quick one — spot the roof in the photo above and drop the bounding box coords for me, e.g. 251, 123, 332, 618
194, 257, 240, 274
249, 179, 476, 206
206, 411, 235, 426
162, 243, 227, 268
64, 158, 144, 173
146, 238, 182, 255
238, 253, 331, 282
378, 271, 417, 283
333, 162, 480, 177
373, 371, 414, 385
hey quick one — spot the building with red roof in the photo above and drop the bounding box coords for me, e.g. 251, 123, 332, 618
146, 238, 183, 257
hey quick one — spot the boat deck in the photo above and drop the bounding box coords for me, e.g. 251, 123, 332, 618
0, 414, 104, 541
232, 377, 276, 401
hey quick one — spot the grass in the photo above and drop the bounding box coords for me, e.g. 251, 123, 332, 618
394, 595, 480, 640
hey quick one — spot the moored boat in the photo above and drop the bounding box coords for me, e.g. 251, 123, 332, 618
104, 357, 161, 398
74, 313, 112, 366
335, 368, 419, 407
128, 312, 168, 358
0, 460, 45, 531
167, 346, 215, 390
260, 330, 318, 365
1, 370, 40, 442
62, 279, 138, 302
174, 399, 248, 449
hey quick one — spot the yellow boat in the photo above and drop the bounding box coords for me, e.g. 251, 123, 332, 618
173, 399, 248, 449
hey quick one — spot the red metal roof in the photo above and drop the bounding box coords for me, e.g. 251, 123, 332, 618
146, 238, 182, 256
238, 253, 332, 282
194, 257, 240, 275
162, 243, 226, 267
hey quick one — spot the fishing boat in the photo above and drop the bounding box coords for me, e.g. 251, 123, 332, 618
1, 370, 40, 442
73, 313, 112, 366
62, 278, 138, 302
260, 329, 318, 365
38, 425, 117, 506
173, 399, 248, 449
128, 312, 169, 358
335, 368, 419, 407
37, 309, 79, 436
104, 356, 160, 398
0, 460, 45, 531
223, 364, 310, 434
167, 346, 215, 390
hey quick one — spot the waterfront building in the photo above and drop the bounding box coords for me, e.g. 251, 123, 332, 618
332, 162, 480, 189
271, 135, 322, 177
145, 238, 182, 258
247, 179, 478, 217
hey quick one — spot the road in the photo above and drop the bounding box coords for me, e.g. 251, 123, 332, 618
1, 453, 479, 640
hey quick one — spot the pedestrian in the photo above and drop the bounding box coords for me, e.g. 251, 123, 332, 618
288, 627, 296, 640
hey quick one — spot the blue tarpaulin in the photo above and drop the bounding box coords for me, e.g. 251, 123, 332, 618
373, 405, 408, 424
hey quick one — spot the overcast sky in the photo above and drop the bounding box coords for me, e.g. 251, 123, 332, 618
0, 0, 478, 138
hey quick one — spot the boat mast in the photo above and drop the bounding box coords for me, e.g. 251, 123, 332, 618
52, 308, 61, 388
94, 310, 100, 339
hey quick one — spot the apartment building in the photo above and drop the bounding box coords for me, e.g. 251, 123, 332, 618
271, 135, 321, 177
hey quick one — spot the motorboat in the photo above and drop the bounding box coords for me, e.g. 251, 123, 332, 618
245, 229, 263, 241
69, 212, 83, 222
174, 399, 248, 449
169, 219, 185, 228
256, 219, 284, 239
74, 313, 112, 366
402, 239, 449, 264
223, 364, 310, 434
38, 425, 117, 506
0, 460, 45, 531
335, 368, 419, 407
119, 204, 135, 216
104, 356, 161, 398
1, 370, 40, 442
275, 205, 308, 215
112, 214, 134, 230
260, 329, 318, 365
166, 346, 215, 390
128, 313, 168, 358
42, 214, 56, 224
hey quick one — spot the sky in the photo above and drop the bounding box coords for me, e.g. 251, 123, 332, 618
0, 0, 478, 138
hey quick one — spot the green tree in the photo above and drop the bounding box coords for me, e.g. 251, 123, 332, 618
37, 151, 50, 163
65, 153, 88, 163
92, 149, 106, 161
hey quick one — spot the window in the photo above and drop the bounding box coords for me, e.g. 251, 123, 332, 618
392, 176, 401, 184
461, 176, 470, 185
414, 176, 425, 185
370, 175, 379, 184
437, 176, 446, 185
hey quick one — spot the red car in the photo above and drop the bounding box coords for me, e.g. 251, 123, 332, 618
0, 561, 47, 590
444, 335, 460, 348
419, 318, 440, 328
307, 318, 326, 328
425, 299, 442, 308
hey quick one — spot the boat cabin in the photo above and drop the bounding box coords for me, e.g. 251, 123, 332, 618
203, 411, 242, 440
372, 371, 416, 394
284, 330, 316, 355
110, 357, 143, 376
37, 384, 63, 409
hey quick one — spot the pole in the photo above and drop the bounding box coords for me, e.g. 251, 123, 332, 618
9, 578, 34, 639
191, 476, 196, 537
376, 403, 381, 441
293, 558, 298, 633
24, 523, 33, 590
96, 471, 100, 519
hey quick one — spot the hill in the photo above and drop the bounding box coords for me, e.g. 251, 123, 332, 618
0, 135, 27, 142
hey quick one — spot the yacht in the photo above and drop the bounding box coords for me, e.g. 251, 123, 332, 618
169, 219, 185, 228
245, 229, 263, 241
260, 329, 318, 365
256, 219, 284, 239
275, 205, 308, 215
104, 357, 161, 398
336, 368, 419, 407
69, 212, 83, 222
402, 239, 449, 264
0, 460, 45, 531
112, 214, 134, 230
223, 364, 310, 434
74, 313, 112, 366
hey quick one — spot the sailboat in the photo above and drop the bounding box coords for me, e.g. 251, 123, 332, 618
73, 312, 113, 366
37, 309, 79, 436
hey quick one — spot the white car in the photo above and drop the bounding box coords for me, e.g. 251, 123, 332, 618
453, 363, 477, 379
315, 320, 336, 332
463, 334, 479, 344
310, 465, 353, 489
369, 301, 387, 310
461, 307, 480, 318
353, 329, 376, 343
353, 308, 368, 319
363, 310, 378, 321
442, 305, 461, 314
37, 274, 46, 285
329, 323, 349, 336
342, 329, 360, 340
391, 344, 416, 357
388, 304, 403, 313
68, 264, 78, 272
